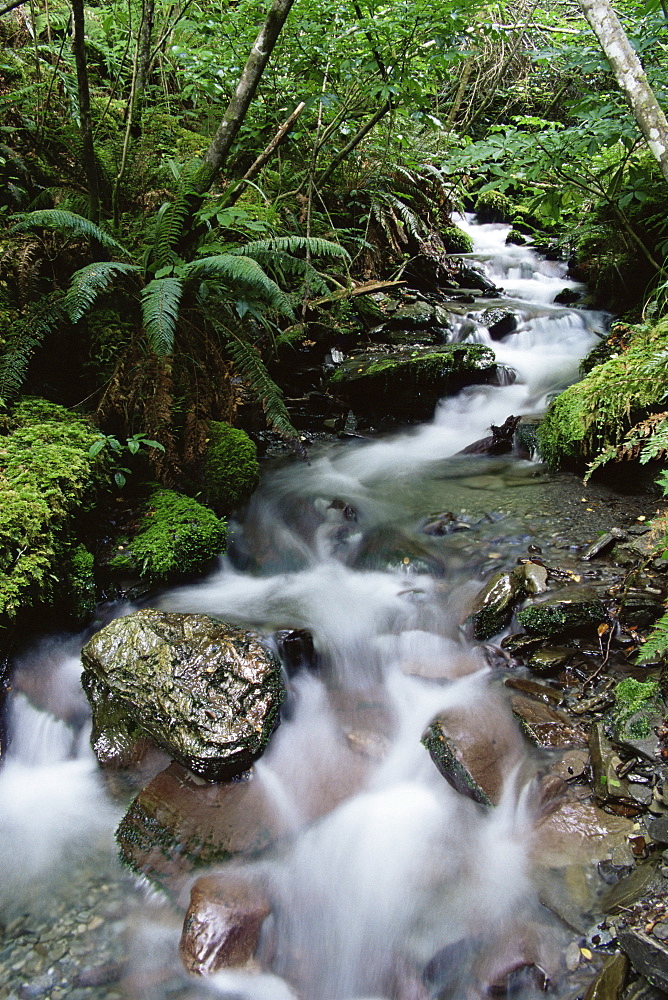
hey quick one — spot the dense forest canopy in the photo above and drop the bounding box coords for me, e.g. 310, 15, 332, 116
2, 0, 668, 473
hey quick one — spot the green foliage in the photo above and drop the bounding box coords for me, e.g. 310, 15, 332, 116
65, 262, 141, 323
638, 609, 668, 663
9, 211, 128, 256
0, 398, 105, 620
140, 276, 184, 356
0, 293, 67, 405
111, 488, 227, 582
88, 432, 165, 488
203, 421, 259, 515
537, 320, 668, 471
63, 544, 97, 624
222, 333, 298, 441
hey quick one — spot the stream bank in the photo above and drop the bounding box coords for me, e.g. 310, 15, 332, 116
2, 218, 668, 1000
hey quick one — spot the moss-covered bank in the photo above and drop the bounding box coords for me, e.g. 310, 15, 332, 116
538, 320, 668, 472
0, 398, 104, 624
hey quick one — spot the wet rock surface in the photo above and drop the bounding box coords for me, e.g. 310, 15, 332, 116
115, 762, 286, 893
180, 873, 271, 975
328, 343, 497, 421
81, 609, 285, 781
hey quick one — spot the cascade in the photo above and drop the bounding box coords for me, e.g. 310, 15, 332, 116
0, 220, 635, 1000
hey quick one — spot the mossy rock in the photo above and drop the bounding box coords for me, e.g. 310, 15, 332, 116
474, 190, 514, 224
62, 544, 97, 625
204, 422, 259, 515
612, 678, 663, 742
467, 570, 524, 640
0, 397, 105, 622
329, 344, 497, 421
441, 225, 474, 254
110, 488, 226, 583
537, 319, 668, 470
516, 594, 609, 638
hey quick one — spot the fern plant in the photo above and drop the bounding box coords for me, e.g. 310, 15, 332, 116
3, 205, 350, 469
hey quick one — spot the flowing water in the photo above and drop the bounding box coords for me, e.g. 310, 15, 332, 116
0, 221, 641, 1000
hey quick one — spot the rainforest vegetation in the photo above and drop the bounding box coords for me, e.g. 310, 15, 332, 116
3, 0, 668, 638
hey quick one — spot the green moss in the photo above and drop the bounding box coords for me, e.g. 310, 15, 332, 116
441, 225, 474, 254
204, 421, 259, 515
0, 397, 104, 620
64, 544, 96, 624
613, 678, 662, 741
516, 599, 607, 636
474, 189, 514, 224
111, 488, 226, 582
537, 320, 668, 470
329, 345, 495, 385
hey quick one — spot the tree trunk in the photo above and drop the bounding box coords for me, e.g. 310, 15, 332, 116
578, 0, 668, 184
194, 0, 296, 194
71, 0, 100, 221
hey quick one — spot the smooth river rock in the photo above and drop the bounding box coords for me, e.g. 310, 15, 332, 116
81, 609, 284, 781
180, 873, 271, 975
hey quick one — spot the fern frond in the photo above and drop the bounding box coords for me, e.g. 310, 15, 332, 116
140, 277, 183, 355
0, 295, 65, 403
66, 262, 141, 322
637, 608, 668, 663
213, 316, 298, 442
9, 210, 129, 256
184, 255, 294, 317
233, 237, 351, 263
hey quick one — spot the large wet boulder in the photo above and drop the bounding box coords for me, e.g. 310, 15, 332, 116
329, 344, 497, 421
81, 609, 284, 781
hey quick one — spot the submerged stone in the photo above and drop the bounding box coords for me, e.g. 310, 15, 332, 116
180, 873, 271, 975
511, 695, 587, 750
422, 700, 524, 806
116, 762, 284, 890
618, 929, 668, 992
351, 527, 445, 576
582, 952, 628, 1000
81, 609, 284, 781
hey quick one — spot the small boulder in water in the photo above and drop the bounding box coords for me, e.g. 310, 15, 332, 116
273, 629, 319, 677
466, 569, 524, 640
81, 609, 284, 781
458, 415, 521, 457
352, 527, 445, 577
516, 590, 610, 638
116, 762, 285, 890
180, 873, 271, 975
422, 699, 524, 806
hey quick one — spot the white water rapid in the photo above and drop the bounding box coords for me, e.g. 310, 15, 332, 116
0, 221, 615, 1000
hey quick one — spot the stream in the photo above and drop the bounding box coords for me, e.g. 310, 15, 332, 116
0, 220, 655, 1000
